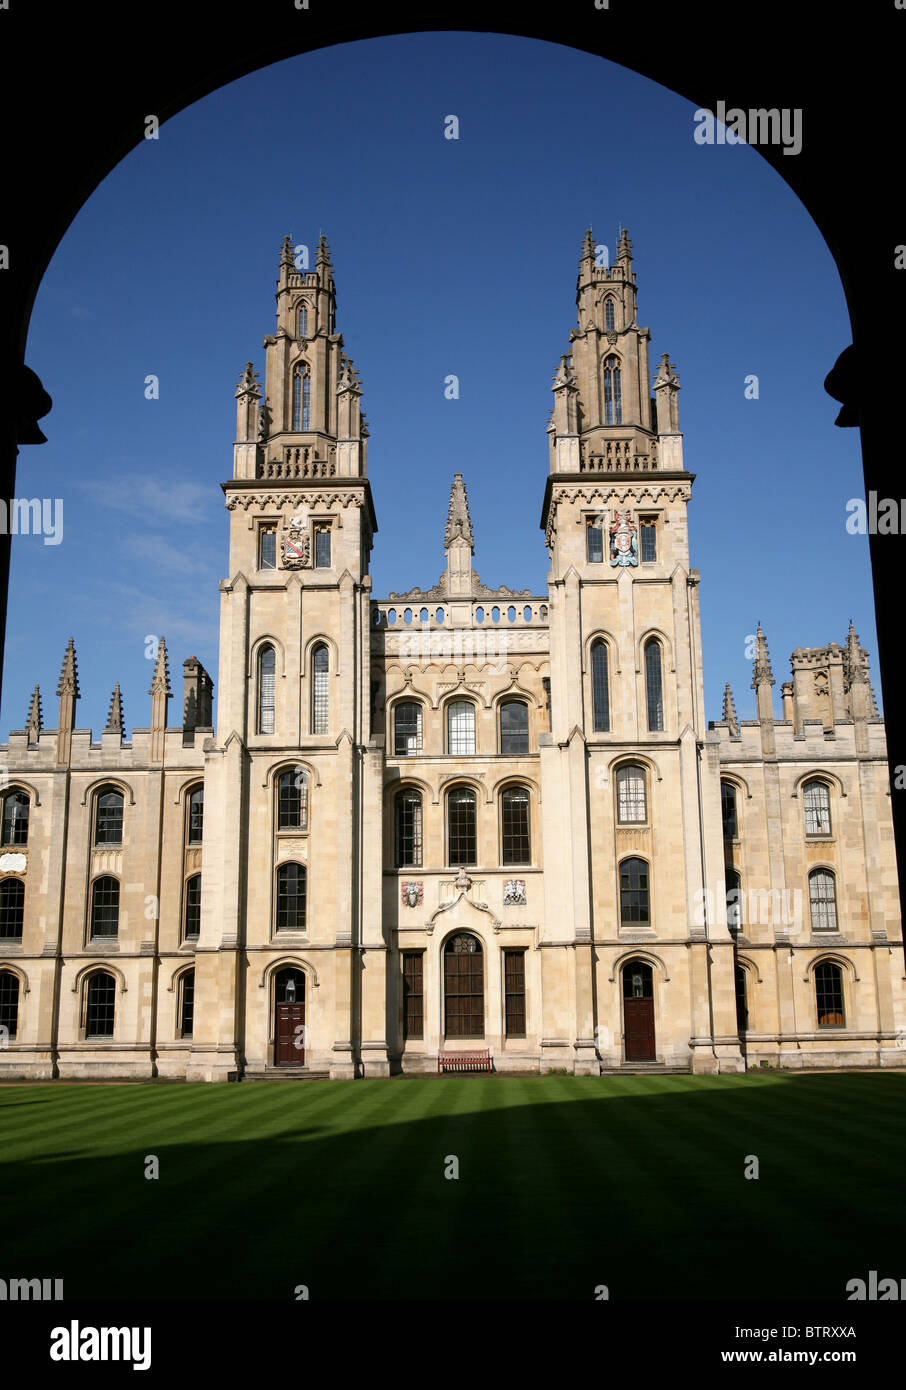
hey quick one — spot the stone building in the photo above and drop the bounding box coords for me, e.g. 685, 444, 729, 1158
0, 229, 902, 1080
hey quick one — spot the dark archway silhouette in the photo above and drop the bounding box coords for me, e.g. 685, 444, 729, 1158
2, 2, 903, 956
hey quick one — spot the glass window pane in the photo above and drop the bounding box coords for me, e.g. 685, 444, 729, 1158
276, 863, 307, 932
447, 701, 475, 755
395, 703, 423, 756
311, 645, 329, 734
499, 701, 528, 755
448, 789, 476, 865
259, 647, 276, 734
501, 787, 530, 864
591, 642, 609, 732
259, 528, 277, 570
2, 791, 29, 846
395, 791, 423, 867
645, 641, 664, 731
617, 765, 646, 823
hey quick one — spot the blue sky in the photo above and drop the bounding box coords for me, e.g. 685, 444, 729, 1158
4, 31, 876, 738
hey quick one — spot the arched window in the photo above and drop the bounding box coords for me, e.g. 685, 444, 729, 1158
291, 366, 311, 430
179, 969, 195, 1039
500, 786, 530, 865
297, 302, 308, 338
394, 789, 423, 867
1, 790, 29, 846
94, 787, 124, 846
394, 702, 423, 756
90, 876, 119, 939
258, 645, 276, 734
616, 765, 646, 823
603, 355, 622, 425
0, 969, 20, 1039
276, 863, 307, 932
447, 787, 477, 866
815, 961, 844, 1026
187, 785, 204, 844
644, 639, 664, 731
183, 875, 201, 940
447, 700, 476, 756
809, 869, 838, 932
311, 644, 329, 734
85, 971, 116, 1038
499, 700, 529, 755
619, 857, 650, 926
591, 639, 610, 732
0, 879, 24, 940
735, 963, 748, 1032
444, 933, 484, 1039
803, 780, 832, 836
277, 768, 308, 830
726, 868, 741, 933
721, 781, 738, 839
604, 298, 615, 332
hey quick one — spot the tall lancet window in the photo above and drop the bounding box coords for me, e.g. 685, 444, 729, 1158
311, 644, 329, 735
297, 302, 308, 339
258, 646, 276, 734
603, 355, 622, 425
644, 639, 664, 732
292, 367, 311, 430
604, 298, 615, 332
591, 639, 610, 732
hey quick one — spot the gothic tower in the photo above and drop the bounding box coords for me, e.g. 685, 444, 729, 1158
539, 228, 742, 1073
188, 235, 381, 1081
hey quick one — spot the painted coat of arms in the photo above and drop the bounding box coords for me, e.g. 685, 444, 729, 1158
503, 879, 526, 906
282, 512, 310, 569
609, 509, 638, 567
401, 881, 423, 909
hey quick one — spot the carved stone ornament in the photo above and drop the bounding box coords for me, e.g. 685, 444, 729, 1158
503, 879, 527, 906
282, 512, 311, 569
401, 881, 423, 909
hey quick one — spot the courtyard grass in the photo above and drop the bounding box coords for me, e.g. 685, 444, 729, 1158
0, 1071, 902, 1300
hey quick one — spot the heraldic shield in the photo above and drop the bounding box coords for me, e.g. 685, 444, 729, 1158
609, 509, 638, 567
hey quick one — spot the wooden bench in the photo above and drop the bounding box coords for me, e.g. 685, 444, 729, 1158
437, 1049, 492, 1074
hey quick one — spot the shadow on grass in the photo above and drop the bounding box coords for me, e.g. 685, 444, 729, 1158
0, 1072, 903, 1301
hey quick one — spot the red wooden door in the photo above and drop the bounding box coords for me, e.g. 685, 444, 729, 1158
275, 1002, 305, 1064
623, 962, 655, 1061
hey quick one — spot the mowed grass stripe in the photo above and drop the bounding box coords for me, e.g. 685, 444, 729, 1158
3, 1075, 905, 1300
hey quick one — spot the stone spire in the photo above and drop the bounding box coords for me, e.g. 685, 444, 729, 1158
843, 620, 878, 721
25, 684, 42, 742
316, 233, 332, 271
616, 225, 633, 266
722, 681, 739, 737
149, 639, 171, 762
55, 637, 79, 766
444, 472, 474, 550
105, 683, 124, 737
280, 234, 294, 272
751, 623, 775, 745
751, 622, 774, 688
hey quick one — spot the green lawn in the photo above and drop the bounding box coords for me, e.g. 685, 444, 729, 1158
0, 1072, 902, 1300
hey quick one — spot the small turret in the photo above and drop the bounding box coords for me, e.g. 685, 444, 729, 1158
148, 639, 171, 763
722, 681, 739, 737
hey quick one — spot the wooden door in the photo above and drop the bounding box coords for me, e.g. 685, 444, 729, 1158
444, 935, 484, 1038
275, 1002, 305, 1064
623, 962, 655, 1061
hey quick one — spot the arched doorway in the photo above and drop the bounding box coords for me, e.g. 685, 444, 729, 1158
622, 960, 655, 1061
274, 967, 306, 1065
443, 933, 484, 1039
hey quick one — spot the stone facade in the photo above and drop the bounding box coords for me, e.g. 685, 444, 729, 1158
0, 230, 902, 1081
